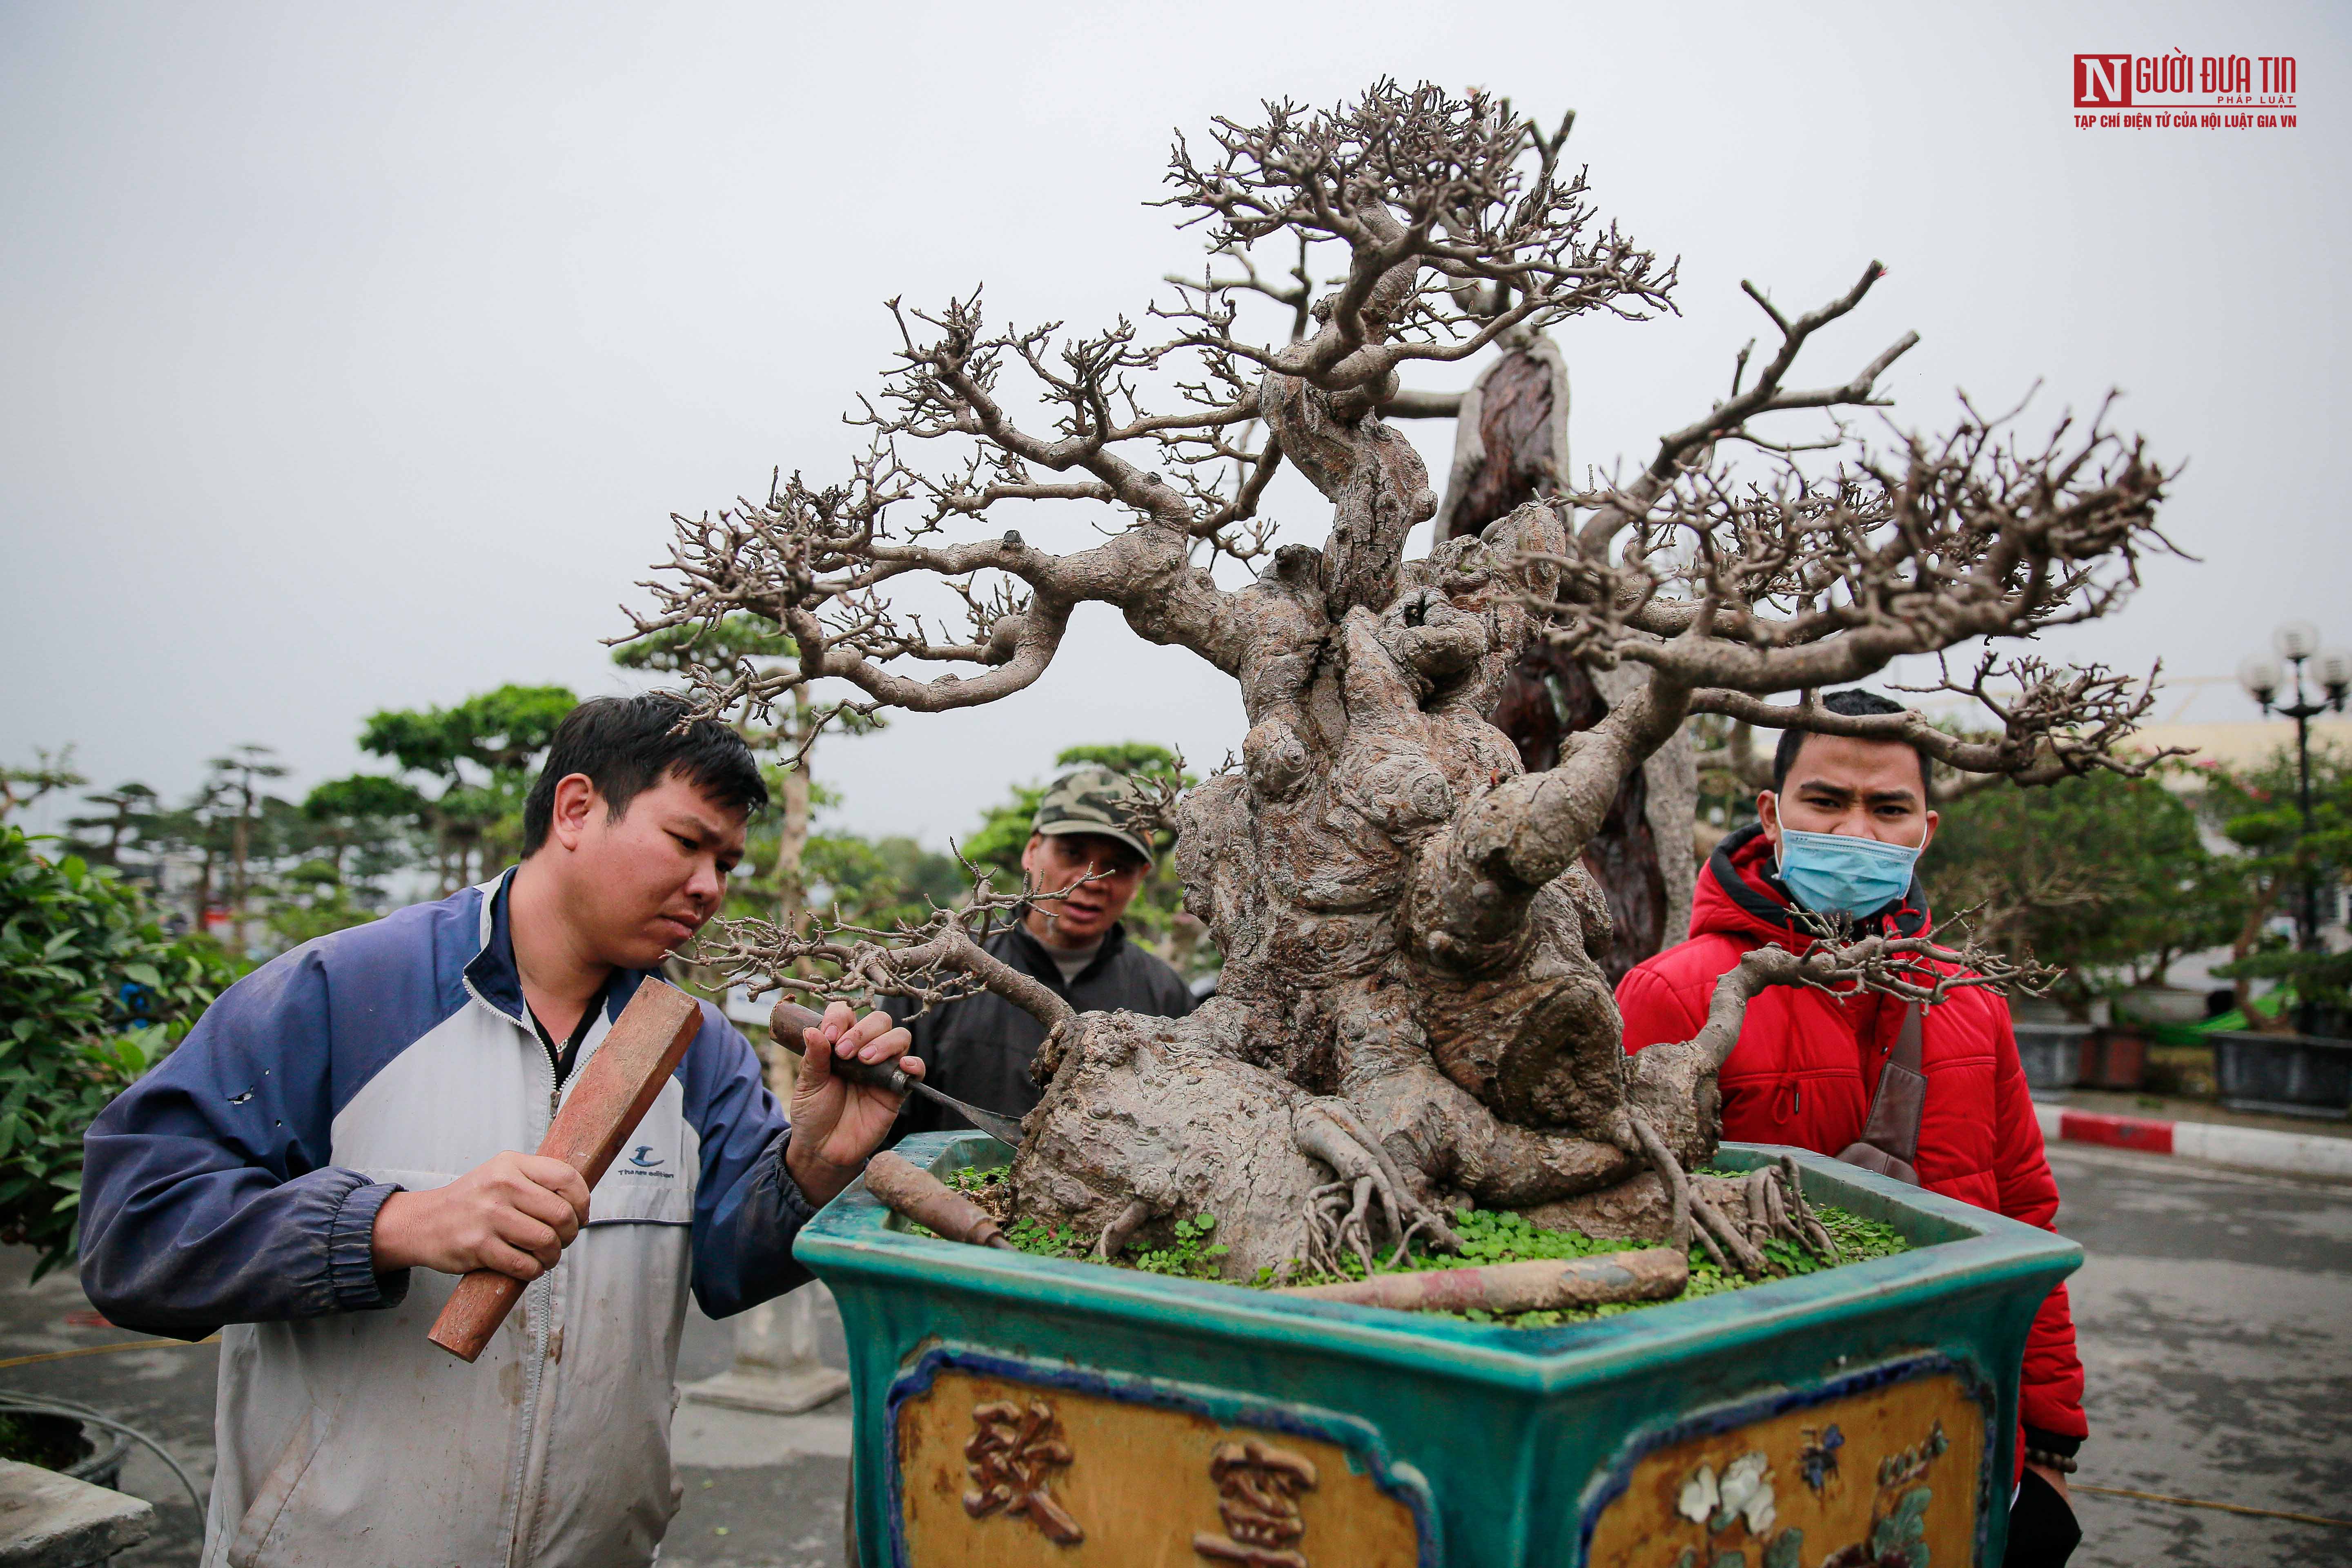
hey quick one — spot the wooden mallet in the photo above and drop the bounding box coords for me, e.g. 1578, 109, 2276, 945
427, 979, 704, 1362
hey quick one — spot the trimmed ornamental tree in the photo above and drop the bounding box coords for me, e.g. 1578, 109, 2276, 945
360, 684, 577, 891
62, 782, 162, 869
2200, 745, 2352, 1034
623, 84, 2174, 1279
1920, 768, 2238, 1020
0, 750, 86, 822
0, 829, 241, 1276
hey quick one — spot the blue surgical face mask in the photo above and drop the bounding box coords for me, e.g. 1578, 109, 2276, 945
1775, 827, 1922, 920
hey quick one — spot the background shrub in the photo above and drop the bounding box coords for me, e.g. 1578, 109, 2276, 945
0, 827, 242, 1277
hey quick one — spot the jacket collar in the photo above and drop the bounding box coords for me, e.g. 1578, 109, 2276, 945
1002, 918, 1129, 989
1696, 822, 1931, 945
462, 866, 644, 1031
462, 869, 529, 1027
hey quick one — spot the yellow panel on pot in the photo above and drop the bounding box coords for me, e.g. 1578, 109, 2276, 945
1585, 1370, 1984, 1568
896, 1367, 1423, 1567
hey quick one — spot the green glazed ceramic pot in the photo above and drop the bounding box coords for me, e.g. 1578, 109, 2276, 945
799, 1134, 2078, 1568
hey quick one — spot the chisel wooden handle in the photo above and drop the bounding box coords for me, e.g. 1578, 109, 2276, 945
428, 980, 705, 1362
863, 1151, 1014, 1250
771, 999, 913, 1094
772, 996, 1028, 1145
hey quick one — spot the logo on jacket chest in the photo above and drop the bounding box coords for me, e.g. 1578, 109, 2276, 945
621, 1144, 675, 1178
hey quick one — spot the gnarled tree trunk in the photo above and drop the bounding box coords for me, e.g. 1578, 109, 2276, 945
1428, 334, 1694, 981
1007, 351, 1721, 1278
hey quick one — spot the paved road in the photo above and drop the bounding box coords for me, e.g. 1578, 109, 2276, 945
2049, 1142, 2352, 1567
8, 1144, 2346, 1566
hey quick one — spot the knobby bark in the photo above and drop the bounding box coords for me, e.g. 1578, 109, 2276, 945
1413, 331, 1693, 980
648, 84, 2174, 1279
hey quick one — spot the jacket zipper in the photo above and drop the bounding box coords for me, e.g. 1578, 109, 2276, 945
507, 1053, 562, 1568
455, 878, 565, 1568
460, 977, 559, 1568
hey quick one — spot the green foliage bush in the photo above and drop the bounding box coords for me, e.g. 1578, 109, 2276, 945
2198, 745, 2352, 1029
0, 829, 242, 1276
1923, 768, 2239, 1015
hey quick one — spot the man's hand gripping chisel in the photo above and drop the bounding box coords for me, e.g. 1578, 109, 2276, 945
772, 999, 1026, 1147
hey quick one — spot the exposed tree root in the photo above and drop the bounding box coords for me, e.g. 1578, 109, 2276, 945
1618, 1115, 1845, 1279
1691, 1186, 1768, 1278
1626, 1112, 1701, 1258
1291, 1097, 1466, 1278
1777, 1154, 1841, 1263
1092, 1196, 1157, 1262
1301, 1179, 1377, 1278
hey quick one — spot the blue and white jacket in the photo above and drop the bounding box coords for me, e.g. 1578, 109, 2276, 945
79, 873, 817, 1568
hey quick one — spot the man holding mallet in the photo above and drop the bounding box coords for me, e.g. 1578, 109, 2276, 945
81, 694, 918, 1568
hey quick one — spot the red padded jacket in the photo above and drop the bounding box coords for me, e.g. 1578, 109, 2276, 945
1616, 823, 2088, 1453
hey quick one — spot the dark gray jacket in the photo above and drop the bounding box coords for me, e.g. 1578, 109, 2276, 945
886, 921, 1196, 1140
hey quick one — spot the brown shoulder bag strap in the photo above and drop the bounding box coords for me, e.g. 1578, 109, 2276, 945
1836, 1002, 1926, 1185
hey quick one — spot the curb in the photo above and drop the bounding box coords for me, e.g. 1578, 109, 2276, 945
2035, 1103, 2352, 1180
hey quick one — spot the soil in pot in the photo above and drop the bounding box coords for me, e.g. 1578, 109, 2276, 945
934, 1164, 1913, 1329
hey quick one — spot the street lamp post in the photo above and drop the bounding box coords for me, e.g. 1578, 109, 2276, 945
2238, 621, 2352, 953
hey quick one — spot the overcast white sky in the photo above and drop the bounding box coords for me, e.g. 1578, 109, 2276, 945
3, 1, 2345, 848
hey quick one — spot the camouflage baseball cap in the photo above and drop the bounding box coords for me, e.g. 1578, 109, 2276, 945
1032, 766, 1156, 864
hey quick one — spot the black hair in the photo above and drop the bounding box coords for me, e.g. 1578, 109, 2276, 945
1770, 689, 1933, 798
521, 694, 767, 855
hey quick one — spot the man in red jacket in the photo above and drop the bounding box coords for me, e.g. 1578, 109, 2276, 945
1617, 690, 2083, 1566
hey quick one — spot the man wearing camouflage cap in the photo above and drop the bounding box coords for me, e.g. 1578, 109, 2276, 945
888, 766, 1196, 1140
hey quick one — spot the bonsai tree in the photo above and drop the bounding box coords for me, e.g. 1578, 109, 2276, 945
623, 83, 2171, 1280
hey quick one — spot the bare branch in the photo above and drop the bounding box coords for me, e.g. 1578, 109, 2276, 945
1688, 655, 2185, 786
700, 856, 1077, 1032
1384, 388, 1467, 419
1525, 390, 2176, 696
1158, 82, 1674, 397
619, 86, 1677, 735
1688, 931, 2054, 1068
1564, 262, 1910, 567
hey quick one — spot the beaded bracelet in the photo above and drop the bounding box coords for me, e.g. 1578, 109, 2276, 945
2023, 1448, 2080, 1474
